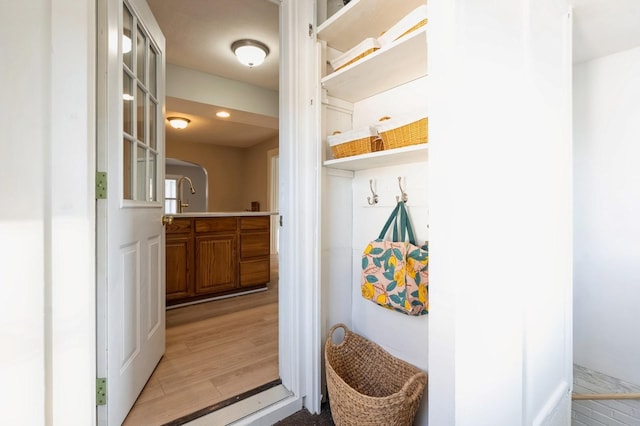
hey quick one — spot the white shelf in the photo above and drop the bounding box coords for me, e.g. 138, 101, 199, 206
318, 0, 425, 51
323, 144, 428, 171
321, 28, 427, 103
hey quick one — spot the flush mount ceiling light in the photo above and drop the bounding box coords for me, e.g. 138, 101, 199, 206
167, 117, 190, 130
216, 111, 230, 118
231, 39, 270, 67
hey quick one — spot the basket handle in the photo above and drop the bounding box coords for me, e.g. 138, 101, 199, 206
401, 371, 427, 401
326, 323, 350, 347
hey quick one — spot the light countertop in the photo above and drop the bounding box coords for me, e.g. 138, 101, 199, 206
172, 211, 278, 218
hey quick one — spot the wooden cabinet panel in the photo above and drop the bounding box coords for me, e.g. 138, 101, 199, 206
240, 216, 270, 231
166, 235, 192, 301
240, 232, 270, 259
167, 216, 271, 305
195, 234, 237, 294
166, 218, 192, 234
195, 217, 237, 233
240, 259, 270, 287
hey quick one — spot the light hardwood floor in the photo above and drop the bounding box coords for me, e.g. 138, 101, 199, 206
123, 256, 279, 426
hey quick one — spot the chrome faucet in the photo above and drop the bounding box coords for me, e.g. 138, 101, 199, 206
177, 176, 196, 213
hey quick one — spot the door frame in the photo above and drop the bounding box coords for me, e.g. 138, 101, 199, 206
43, 0, 321, 423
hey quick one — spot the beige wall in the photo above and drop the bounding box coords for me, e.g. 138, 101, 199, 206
166, 141, 245, 211
241, 136, 279, 211
166, 136, 279, 212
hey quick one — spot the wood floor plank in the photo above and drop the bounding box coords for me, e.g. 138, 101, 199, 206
211, 353, 280, 398
124, 380, 223, 426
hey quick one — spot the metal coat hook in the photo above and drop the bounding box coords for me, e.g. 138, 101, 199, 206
396, 176, 408, 203
367, 179, 379, 205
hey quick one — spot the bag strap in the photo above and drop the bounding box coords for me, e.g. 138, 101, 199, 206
378, 202, 417, 245
398, 202, 417, 245
378, 202, 401, 240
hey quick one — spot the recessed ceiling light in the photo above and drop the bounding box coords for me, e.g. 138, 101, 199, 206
231, 39, 270, 67
167, 117, 190, 130
216, 111, 230, 118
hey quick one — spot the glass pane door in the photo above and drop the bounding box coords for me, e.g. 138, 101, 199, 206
122, 1, 160, 203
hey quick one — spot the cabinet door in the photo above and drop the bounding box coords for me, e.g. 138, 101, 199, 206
239, 259, 270, 287
166, 235, 192, 301
195, 234, 237, 295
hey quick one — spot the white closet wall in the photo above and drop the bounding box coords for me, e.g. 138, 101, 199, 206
574, 45, 640, 387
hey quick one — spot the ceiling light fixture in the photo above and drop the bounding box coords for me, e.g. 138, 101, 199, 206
216, 111, 230, 118
123, 35, 132, 54
167, 117, 190, 130
231, 39, 270, 67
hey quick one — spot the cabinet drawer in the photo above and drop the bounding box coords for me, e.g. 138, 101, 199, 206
240, 216, 270, 231
195, 217, 237, 233
166, 218, 192, 234
240, 259, 270, 287
240, 232, 270, 259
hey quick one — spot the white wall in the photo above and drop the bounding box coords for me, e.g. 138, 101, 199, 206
573, 46, 640, 387
167, 64, 279, 118
0, 0, 96, 424
427, 0, 573, 424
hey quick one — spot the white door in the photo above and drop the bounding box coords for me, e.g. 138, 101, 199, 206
97, 0, 166, 425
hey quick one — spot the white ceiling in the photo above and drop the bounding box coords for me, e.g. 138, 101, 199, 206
148, 0, 640, 148
572, 0, 640, 63
147, 0, 279, 148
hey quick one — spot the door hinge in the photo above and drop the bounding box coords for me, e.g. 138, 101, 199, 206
309, 23, 313, 37
279, 215, 283, 227
96, 172, 107, 199
96, 377, 107, 405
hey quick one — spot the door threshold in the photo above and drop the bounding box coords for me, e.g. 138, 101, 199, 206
182, 384, 301, 426
163, 380, 281, 425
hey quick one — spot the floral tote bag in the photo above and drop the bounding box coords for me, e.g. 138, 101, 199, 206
361, 202, 428, 316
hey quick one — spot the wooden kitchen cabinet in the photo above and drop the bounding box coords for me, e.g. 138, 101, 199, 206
239, 216, 270, 287
166, 215, 271, 306
165, 219, 193, 302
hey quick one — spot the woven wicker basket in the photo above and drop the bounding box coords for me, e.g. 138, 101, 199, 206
395, 19, 427, 41
329, 129, 382, 159
325, 324, 427, 426
377, 115, 428, 150
333, 47, 378, 71
330, 38, 381, 72
378, 5, 428, 47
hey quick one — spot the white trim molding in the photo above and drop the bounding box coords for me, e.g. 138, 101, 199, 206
278, 0, 322, 415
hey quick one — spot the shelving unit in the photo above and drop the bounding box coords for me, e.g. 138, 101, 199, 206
321, 28, 427, 103
318, 0, 425, 51
323, 144, 428, 171
318, 0, 428, 169
318, 6, 430, 422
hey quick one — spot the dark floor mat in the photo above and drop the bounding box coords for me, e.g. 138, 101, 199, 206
274, 402, 334, 425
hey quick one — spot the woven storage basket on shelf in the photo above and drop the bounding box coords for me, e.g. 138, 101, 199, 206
325, 324, 427, 426
378, 5, 428, 47
376, 115, 428, 150
330, 38, 381, 72
328, 127, 382, 159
